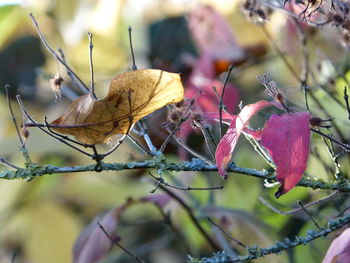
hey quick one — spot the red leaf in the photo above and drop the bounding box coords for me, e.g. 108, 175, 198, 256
261, 112, 311, 198
323, 228, 350, 263
215, 100, 272, 179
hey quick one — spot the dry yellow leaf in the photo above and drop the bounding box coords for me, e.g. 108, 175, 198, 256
50, 69, 184, 144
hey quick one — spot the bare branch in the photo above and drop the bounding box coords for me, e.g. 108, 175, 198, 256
97, 222, 145, 263
206, 216, 247, 248
87, 32, 98, 100
258, 191, 339, 215
29, 13, 89, 92
128, 26, 137, 70
219, 65, 234, 139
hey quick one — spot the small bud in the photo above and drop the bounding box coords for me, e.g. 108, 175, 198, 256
309, 117, 333, 128
21, 126, 30, 140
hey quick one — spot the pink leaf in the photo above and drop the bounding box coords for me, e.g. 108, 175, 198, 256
215, 100, 273, 179
73, 208, 122, 263
188, 5, 245, 62
323, 228, 350, 263
261, 112, 311, 198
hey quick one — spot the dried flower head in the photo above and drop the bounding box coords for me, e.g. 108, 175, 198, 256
330, 0, 350, 46
241, 0, 273, 24
256, 74, 291, 112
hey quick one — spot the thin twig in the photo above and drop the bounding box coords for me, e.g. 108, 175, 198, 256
290, 17, 311, 112
148, 172, 224, 191
297, 200, 322, 229
309, 90, 347, 142
344, 86, 350, 120
5, 86, 24, 145
29, 13, 89, 92
16, 96, 93, 158
165, 127, 215, 166
262, 23, 347, 142
219, 65, 234, 139
206, 216, 247, 248
311, 128, 350, 152
258, 191, 338, 215
158, 184, 221, 251
87, 32, 97, 100
58, 48, 88, 93
97, 222, 145, 263
101, 134, 129, 158
319, 129, 343, 179
260, 0, 330, 27
44, 116, 92, 148
310, 146, 335, 176
244, 132, 275, 168
193, 120, 216, 160
0, 157, 21, 169
5, 85, 31, 163
261, 26, 300, 82
135, 120, 159, 156
127, 134, 152, 155
309, 71, 347, 110
128, 26, 137, 70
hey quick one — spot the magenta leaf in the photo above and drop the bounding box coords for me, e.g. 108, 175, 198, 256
188, 5, 245, 62
215, 100, 273, 179
72, 194, 171, 263
261, 112, 311, 198
73, 208, 122, 263
323, 228, 350, 263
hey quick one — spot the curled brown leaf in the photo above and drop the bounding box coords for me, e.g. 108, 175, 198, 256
50, 69, 184, 144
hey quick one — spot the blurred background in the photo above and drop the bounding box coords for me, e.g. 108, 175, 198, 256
0, 0, 349, 262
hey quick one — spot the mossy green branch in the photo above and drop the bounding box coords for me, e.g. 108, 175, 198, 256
0, 158, 350, 192
189, 212, 350, 262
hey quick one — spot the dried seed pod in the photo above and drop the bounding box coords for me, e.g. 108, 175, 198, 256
50, 72, 64, 100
